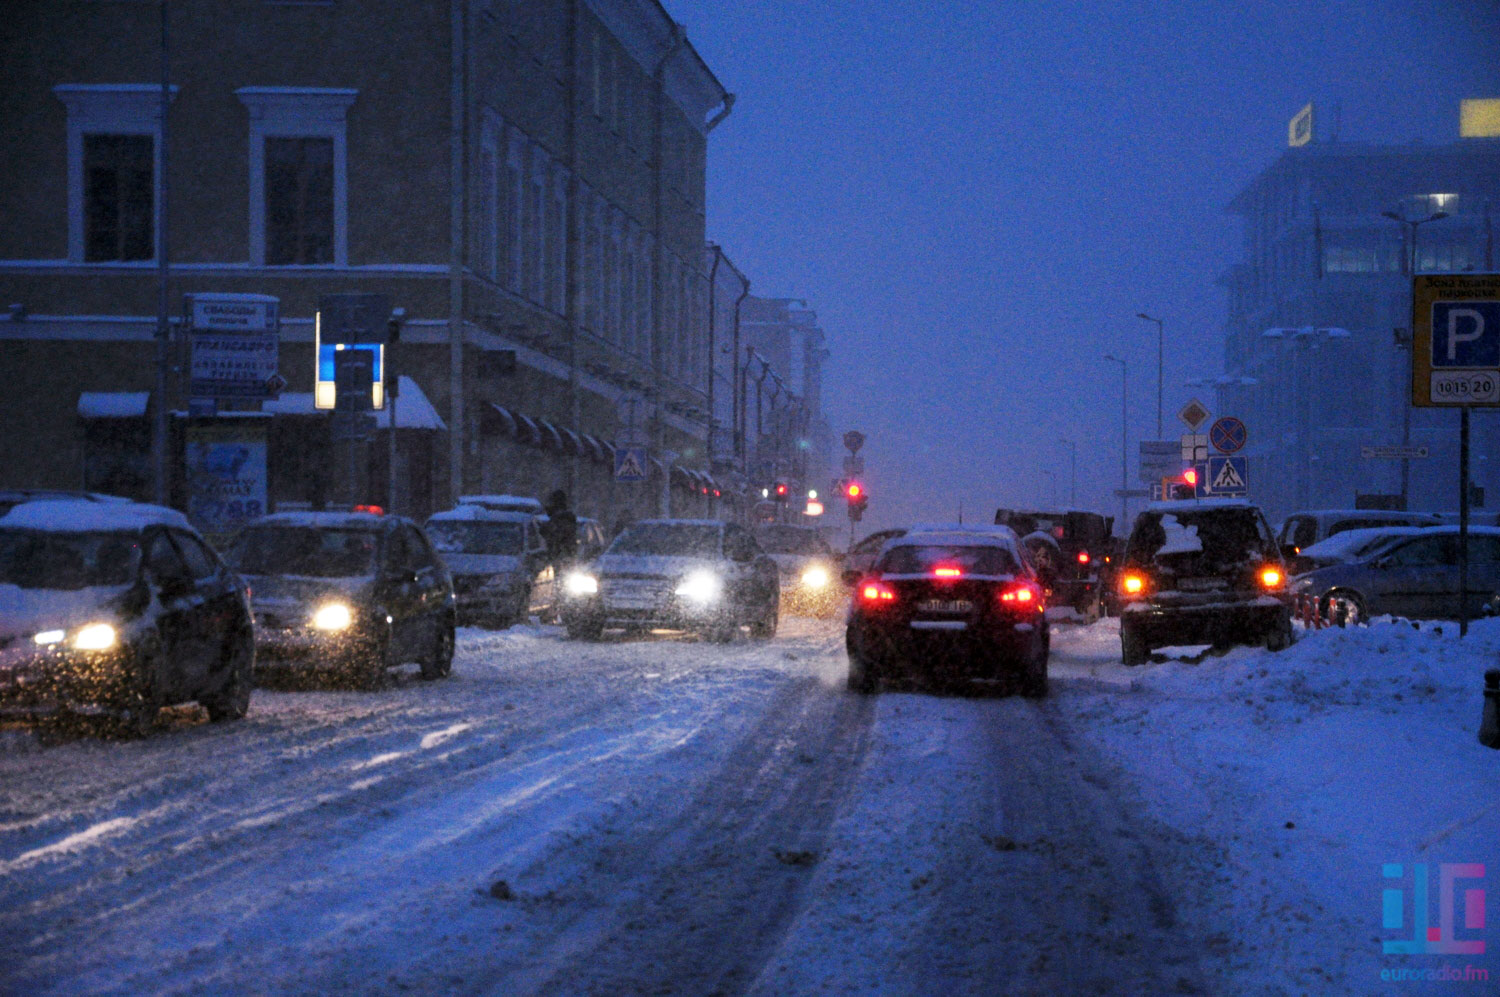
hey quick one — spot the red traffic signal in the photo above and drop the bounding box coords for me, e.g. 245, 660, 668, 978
774, 481, 789, 500
1183, 468, 1198, 487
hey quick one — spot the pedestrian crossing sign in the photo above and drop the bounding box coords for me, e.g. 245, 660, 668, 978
614, 446, 648, 482
1205, 455, 1248, 496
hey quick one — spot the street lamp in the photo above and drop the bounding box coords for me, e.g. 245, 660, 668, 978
1136, 313, 1164, 439
1381, 207, 1450, 276
1059, 437, 1077, 505
1103, 354, 1128, 529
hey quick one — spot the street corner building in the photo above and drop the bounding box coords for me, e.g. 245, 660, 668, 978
0, 0, 826, 531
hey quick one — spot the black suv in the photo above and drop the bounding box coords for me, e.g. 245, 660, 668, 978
1116, 500, 1292, 665
993, 508, 1114, 618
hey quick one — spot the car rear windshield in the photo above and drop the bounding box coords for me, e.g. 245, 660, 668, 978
0, 529, 140, 590
753, 526, 830, 555
425, 520, 525, 556
1127, 509, 1275, 567
228, 526, 379, 578
878, 544, 1019, 576
608, 524, 722, 557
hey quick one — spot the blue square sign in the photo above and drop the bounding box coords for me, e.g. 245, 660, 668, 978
1204, 455, 1248, 496
1431, 301, 1500, 368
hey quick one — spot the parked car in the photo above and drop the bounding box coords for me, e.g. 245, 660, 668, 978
458, 494, 546, 516
0, 489, 134, 516
0, 498, 253, 734
559, 519, 779, 642
752, 523, 842, 617
844, 529, 1049, 697
1274, 509, 1442, 556
1286, 525, 1429, 576
993, 508, 1114, 619
1288, 526, 1500, 623
226, 511, 455, 688
425, 506, 551, 628
1116, 500, 1292, 665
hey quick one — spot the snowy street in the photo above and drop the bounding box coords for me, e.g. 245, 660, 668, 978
2, 615, 1497, 996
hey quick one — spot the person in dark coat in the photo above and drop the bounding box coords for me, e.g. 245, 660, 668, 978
541, 489, 579, 570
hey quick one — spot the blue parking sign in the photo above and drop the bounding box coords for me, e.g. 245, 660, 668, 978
1431, 301, 1500, 368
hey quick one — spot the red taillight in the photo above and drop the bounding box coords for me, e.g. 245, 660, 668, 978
932, 565, 963, 579
860, 582, 896, 604
353, 504, 384, 515
1076, 551, 1090, 564
1000, 583, 1040, 609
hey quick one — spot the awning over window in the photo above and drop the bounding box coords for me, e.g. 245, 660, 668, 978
78, 391, 149, 419
485, 404, 518, 438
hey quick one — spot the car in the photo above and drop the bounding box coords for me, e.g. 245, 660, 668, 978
226, 511, 456, 688
425, 506, 553, 628
1274, 509, 1442, 556
1286, 525, 1430, 576
576, 517, 609, 561
1116, 499, 1293, 665
559, 519, 779, 642
993, 508, 1114, 619
0, 498, 254, 734
1288, 526, 1500, 624
843, 528, 908, 580
844, 530, 1049, 697
752, 523, 842, 617
458, 494, 546, 516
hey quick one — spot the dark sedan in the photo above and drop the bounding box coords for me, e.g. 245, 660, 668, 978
1289, 526, 1500, 623
845, 531, 1049, 697
227, 511, 455, 688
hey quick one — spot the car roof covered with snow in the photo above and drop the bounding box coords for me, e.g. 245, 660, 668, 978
0, 498, 192, 533
629, 518, 725, 529
457, 494, 544, 512
887, 529, 1018, 551
1298, 525, 1429, 559
1143, 498, 1260, 513
907, 522, 1021, 540
427, 506, 534, 525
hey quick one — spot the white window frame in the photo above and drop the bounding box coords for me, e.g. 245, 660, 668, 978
54, 84, 178, 264
235, 87, 356, 267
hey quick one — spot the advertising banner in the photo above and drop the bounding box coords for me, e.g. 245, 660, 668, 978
185, 421, 269, 546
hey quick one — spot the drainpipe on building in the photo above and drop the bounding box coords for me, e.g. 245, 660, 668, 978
448, 0, 467, 504
732, 281, 749, 472
565, 0, 582, 505
153, 0, 172, 506
652, 24, 686, 517
707, 246, 722, 496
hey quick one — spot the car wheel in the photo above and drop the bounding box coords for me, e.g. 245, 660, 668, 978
705, 621, 737, 643
1265, 611, 1295, 651
566, 617, 604, 641
1322, 590, 1365, 628
1120, 620, 1150, 666
1020, 630, 1049, 698
750, 602, 778, 641
421, 618, 455, 680
202, 626, 254, 721
846, 648, 877, 694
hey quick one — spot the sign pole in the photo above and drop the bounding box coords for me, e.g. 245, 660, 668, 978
1461, 406, 1471, 637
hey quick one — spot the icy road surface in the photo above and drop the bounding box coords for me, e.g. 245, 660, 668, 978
2, 615, 1496, 995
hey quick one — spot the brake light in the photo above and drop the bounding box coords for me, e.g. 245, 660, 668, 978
1121, 573, 1148, 597
353, 504, 384, 515
1000, 585, 1035, 603
932, 565, 963, 578
1076, 551, 1090, 565
1259, 566, 1284, 589
860, 582, 896, 604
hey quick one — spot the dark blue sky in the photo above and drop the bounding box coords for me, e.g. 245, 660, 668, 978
670, 0, 1500, 530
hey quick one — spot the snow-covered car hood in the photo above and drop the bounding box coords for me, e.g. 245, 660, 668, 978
594, 554, 722, 579
244, 574, 372, 608
442, 553, 524, 579
0, 584, 131, 640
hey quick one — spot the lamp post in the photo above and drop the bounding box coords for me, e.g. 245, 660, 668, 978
1103, 354, 1128, 529
1059, 437, 1077, 505
1136, 312, 1164, 439
1382, 206, 1449, 510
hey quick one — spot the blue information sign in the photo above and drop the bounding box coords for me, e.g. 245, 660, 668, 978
614, 446, 648, 482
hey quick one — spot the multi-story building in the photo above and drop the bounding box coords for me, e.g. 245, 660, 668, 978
1216, 114, 1500, 519
0, 0, 733, 527
738, 296, 832, 501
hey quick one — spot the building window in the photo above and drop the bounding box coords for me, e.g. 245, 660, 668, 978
236, 87, 355, 266
84, 135, 154, 262
506, 129, 524, 290
264, 137, 334, 265
549, 165, 567, 313
55, 84, 176, 264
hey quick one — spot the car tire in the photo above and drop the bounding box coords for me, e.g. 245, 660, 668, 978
846, 648, 877, 694
1120, 621, 1150, 666
1321, 589, 1366, 628
421, 618, 455, 680
750, 602, 778, 641
1265, 611, 1294, 652
566, 618, 604, 641
202, 626, 254, 722
1020, 631, 1050, 698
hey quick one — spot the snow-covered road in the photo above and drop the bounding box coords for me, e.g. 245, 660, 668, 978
2, 615, 1495, 995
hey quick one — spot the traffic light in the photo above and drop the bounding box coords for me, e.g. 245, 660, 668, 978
844, 480, 868, 521
1169, 467, 1197, 500
773, 480, 790, 502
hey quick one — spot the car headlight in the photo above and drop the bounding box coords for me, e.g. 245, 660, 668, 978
72, 623, 118, 651
565, 572, 599, 596
311, 602, 354, 631
675, 571, 722, 603
33, 629, 66, 646
801, 566, 830, 590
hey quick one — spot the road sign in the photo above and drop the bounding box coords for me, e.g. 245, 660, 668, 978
1361, 445, 1430, 460
1209, 416, 1247, 454
187, 293, 281, 399
318, 293, 392, 344
843, 430, 866, 453
614, 446, 648, 482
1205, 455, 1248, 496
1139, 440, 1179, 483
1178, 398, 1211, 431
1180, 433, 1208, 463
842, 454, 865, 476
1412, 274, 1500, 408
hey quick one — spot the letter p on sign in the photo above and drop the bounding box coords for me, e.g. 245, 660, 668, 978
1433, 302, 1500, 368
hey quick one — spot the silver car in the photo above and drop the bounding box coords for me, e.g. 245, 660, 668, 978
425, 507, 552, 628
1289, 526, 1500, 623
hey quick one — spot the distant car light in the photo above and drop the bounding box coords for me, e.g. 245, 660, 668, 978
311, 602, 354, 631
33, 629, 66, 646
565, 572, 599, 596
1077, 551, 1091, 564
1260, 567, 1284, 589
675, 571, 722, 603
1121, 573, 1147, 596
801, 566, 830, 589
72, 623, 117, 650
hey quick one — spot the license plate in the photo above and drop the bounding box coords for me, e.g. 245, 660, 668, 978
606, 582, 663, 609
917, 599, 973, 614
1178, 577, 1227, 591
